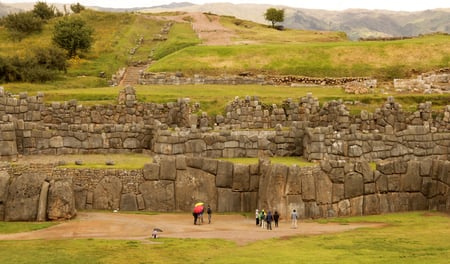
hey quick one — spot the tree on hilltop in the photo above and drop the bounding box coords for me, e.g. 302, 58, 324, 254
70, 2, 86, 14
264, 8, 284, 29
32, 1, 60, 20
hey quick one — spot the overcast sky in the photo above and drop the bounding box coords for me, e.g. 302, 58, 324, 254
1, 0, 449, 11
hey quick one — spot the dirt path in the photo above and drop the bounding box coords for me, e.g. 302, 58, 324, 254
0, 212, 382, 246
149, 12, 235, 45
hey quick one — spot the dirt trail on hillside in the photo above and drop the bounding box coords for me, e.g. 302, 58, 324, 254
0, 212, 383, 246
149, 12, 235, 45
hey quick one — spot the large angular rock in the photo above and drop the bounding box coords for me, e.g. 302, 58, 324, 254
400, 161, 422, 192
160, 157, 176, 180
93, 176, 122, 210
344, 172, 363, 199
0, 170, 10, 220
232, 164, 250, 191
216, 160, 233, 188
47, 179, 77, 220
316, 170, 332, 205
285, 165, 301, 195
4, 172, 47, 221
120, 193, 138, 211
175, 168, 217, 211
217, 188, 241, 212
139, 180, 175, 211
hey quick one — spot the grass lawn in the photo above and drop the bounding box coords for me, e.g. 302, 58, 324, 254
0, 211, 448, 263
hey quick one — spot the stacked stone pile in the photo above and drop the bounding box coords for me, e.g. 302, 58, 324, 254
394, 68, 450, 93
139, 72, 266, 85
270, 76, 374, 86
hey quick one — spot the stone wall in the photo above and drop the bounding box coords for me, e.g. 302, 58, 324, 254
152, 124, 304, 157
139, 72, 376, 87
0, 86, 193, 159
1, 156, 448, 221
1, 86, 449, 162
394, 69, 450, 93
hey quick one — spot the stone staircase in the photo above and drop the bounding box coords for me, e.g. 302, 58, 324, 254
119, 64, 149, 86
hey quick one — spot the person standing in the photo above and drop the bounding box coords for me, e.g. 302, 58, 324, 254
255, 209, 260, 226
291, 209, 298, 228
193, 211, 198, 225
273, 210, 280, 227
207, 205, 212, 224
260, 209, 266, 229
266, 211, 273, 230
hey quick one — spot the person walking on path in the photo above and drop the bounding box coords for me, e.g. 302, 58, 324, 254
273, 210, 280, 227
291, 209, 298, 228
207, 205, 212, 224
255, 209, 260, 226
266, 211, 274, 230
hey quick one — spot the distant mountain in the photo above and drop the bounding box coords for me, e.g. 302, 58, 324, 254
140, 3, 450, 40
1, 2, 448, 40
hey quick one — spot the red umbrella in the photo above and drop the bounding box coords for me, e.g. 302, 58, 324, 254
193, 204, 204, 214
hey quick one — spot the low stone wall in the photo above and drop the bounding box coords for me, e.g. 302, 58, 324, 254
139, 72, 376, 87
1, 156, 448, 221
394, 69, 450, 93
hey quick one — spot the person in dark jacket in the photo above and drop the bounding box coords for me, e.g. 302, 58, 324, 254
266, 211, 274, 230
273, 210, 280, 227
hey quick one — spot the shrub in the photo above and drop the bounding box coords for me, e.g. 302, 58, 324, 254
1, 11, 43, 40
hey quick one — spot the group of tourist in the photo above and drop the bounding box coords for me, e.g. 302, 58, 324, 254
193, 204, 212, 225
255, 209, 298, 229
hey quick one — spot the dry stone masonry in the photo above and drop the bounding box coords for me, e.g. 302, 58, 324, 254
0, 85, 448, 221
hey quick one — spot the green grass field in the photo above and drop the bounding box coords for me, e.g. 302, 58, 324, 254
0, 211, 448, 263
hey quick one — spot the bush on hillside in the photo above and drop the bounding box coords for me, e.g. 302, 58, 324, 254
0, 46, 68, 83
1, 11, 43, 40
32, 1, 61, 21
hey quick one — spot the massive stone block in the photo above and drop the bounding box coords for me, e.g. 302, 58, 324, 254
232, 164, 250, 191
216, 160, 233, 188
217, 188, 240, 212
0, 170, 10, 220
140, 180, 175, 211
143, 163, 160, 180
285, 165, 301, 195
175, 168, 216, 211
315, 170, 332, 205
344, 172, 363, 198
401, 161, 422, 192
160, 157, 176, 180
120, 193, 138, 211
47, 179, 76, 220
93, 176, 122, 210
4, 172, 47, 221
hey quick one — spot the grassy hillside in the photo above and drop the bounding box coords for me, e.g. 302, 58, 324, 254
148, 32, 450, 80
0, 10, 449, 115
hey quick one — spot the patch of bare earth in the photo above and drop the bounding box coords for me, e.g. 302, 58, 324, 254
0, 212, 383, 246
149, 12, 236, 46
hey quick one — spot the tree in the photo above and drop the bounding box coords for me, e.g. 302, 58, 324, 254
70, 2, 86, 14
52, 17, 94, 57
32, 1, 57, 20
264, 8, 285, 28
